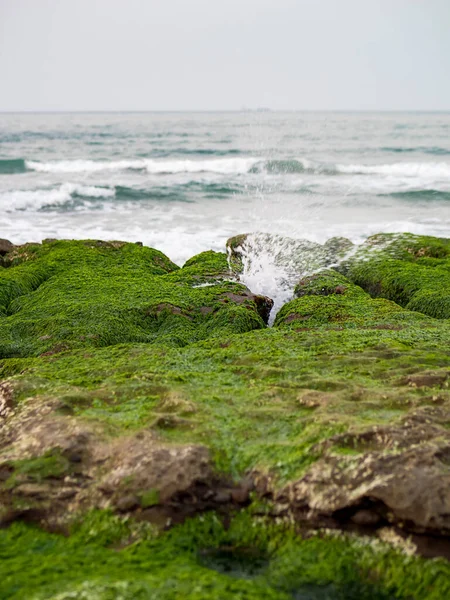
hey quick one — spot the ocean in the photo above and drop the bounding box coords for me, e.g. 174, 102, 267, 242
1, 111, 449, 270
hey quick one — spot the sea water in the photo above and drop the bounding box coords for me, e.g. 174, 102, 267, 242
1, 111, 449, 305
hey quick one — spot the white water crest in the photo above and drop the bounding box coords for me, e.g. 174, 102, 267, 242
1, 183, 115, 211
26, 157, 260, 175
335, 161, 450, 178
26, 156, 450, 180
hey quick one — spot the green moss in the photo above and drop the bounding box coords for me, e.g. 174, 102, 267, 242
5, 313, 450, 481
1, 236, 450, 597
0, 511, 448, 599
339, 233, 450, 319
182, 249, 230, 275
0, 242, 266, 358
4, 449, 71, 489
293, 269, 357, 297
275, 268, 429, 330
140, 488, 160, 508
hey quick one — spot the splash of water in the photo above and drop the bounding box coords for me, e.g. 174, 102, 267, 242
228, 233, 346, 325
228, 232, 403, 325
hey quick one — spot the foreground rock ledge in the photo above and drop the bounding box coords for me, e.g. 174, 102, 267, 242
1, 234, 450, 599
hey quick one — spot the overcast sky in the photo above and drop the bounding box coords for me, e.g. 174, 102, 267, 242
1, 0, 449, 111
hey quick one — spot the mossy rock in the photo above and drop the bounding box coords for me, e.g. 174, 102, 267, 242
0, 241, 271, 358
1, 235, 450, 598
339, 233, 450, 319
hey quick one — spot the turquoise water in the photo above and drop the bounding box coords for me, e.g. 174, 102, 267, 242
1, 111, 449, 264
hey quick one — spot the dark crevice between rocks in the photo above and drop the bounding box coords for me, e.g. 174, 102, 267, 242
288, 501, 450, 562
198, 541, 397, 600
221, 290, 274, 325
0, 472, 254, 536
132, 479, 253, 530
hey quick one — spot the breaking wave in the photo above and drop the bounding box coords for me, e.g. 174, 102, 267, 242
251, 159, 450, 180
335, 161, 450, 178
2, 181, 244, 212
5, 157, 447, 183
1, 184, 115, 211
25, 157, 259, 174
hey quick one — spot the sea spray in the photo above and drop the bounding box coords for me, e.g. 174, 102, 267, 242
227, 233, 353, 324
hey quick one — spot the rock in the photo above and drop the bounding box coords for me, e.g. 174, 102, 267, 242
0, 398, 240, 529
0, 241, 268, 358
402, 371, 449, 388
338, 232, 450, 319
294, 270, 352, 298
323, 236, 354, 258
115, 494, 140, 512
351, 509, 381, 526
95, 434, 217, 507
0, 382, 14, 420
0, 239, 14, 256
278, 428, 450, 536
222, 290, 274, 324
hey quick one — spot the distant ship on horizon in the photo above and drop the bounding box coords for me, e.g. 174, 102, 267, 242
240, 106, 272, 112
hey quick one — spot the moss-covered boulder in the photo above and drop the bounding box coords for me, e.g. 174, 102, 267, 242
1, 235, 450, 599
0, 240, 272, 357
339, 233, 450, 319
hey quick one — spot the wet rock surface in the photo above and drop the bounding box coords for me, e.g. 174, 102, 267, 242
279, 434, 450, 535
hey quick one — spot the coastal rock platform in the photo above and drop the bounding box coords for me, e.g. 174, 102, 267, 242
1, 234, 449, 599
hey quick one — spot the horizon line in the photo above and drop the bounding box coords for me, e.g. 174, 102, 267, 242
1, 109, 450, 114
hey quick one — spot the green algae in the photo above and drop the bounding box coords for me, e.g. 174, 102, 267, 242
5, 320, 450, 482
0, 511, 448, 599
275, 267, 437, 330
4, 449, 72, 489
1, 236, 450, 597
0, 242, 266, 358
339, 233, 450, 319
139, 488, 160, 508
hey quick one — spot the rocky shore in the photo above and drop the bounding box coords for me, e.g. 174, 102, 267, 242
0, 233, 449, 599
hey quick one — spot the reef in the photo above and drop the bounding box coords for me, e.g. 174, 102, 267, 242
0, 233, 449, 599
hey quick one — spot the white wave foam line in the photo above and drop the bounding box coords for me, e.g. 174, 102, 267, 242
335, 161, 450, 178
26, 157, 260, 175
0, 183, 115, 211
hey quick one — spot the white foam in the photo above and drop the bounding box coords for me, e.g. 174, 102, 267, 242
0, 183, 115, 211
26, 157, 260, 175
335, 161, 450, 178
235, 234, 328, 325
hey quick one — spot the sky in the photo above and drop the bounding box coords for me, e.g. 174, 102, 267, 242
0, 0, 449, 111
